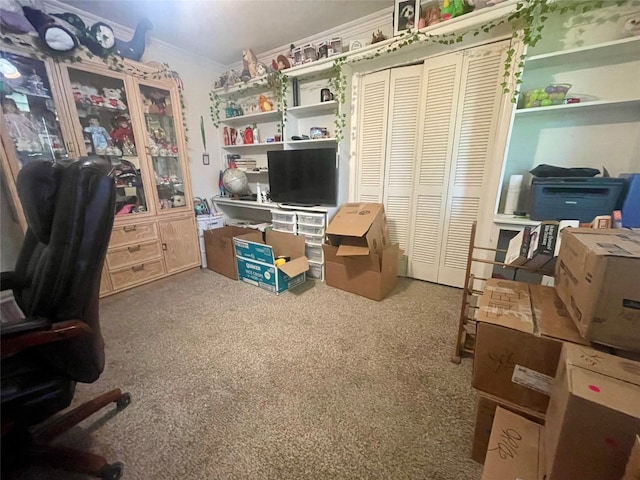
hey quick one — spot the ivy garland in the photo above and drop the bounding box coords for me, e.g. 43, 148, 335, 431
329, 57, 348, 142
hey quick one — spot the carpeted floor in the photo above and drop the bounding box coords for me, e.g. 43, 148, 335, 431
17, 269, 482, 480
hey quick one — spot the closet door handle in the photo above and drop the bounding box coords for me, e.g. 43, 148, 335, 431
128, 245, 141, 253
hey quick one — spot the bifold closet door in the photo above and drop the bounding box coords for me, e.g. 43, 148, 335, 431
436, 41, 511, 287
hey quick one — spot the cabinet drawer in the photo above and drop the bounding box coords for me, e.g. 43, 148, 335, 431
110, 259, 165, 291
110, 223, 158, 247
107, 240, 162, 270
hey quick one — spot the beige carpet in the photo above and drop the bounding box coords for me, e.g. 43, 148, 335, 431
17, 269, 482, 480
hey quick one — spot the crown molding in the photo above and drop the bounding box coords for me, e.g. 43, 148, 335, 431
41, 0, 225, 71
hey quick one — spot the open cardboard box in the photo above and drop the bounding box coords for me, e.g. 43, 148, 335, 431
233, 230, 308, 294
326, 203, 390, 256
473, 279, 588, 413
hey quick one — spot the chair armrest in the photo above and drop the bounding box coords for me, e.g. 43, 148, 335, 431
1, 320, 92, 359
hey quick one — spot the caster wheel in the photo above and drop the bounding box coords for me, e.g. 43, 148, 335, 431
116, 392, 131, 411
100, 461, 123, 480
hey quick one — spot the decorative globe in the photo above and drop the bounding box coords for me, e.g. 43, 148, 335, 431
222, 168, 248, 196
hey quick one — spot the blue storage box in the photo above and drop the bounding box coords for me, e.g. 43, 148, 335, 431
233, 230, 308, 294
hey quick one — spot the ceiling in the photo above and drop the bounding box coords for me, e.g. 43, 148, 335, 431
57, 0, 394, 66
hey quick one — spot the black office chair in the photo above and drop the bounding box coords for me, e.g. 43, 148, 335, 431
1, 157, 130, 480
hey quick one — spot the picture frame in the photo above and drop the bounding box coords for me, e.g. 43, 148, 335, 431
202, 153, 209, 165
394, 0, 419, 36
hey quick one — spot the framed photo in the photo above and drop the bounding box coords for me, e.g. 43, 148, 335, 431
394, 0, 419, 36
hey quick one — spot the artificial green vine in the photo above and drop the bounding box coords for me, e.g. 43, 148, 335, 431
329, 57, 347, 142
209, 91, 221, 128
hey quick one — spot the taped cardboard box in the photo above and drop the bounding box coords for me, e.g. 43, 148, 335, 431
323, 243, 399, 301
472, 392, 545, 464
554, 228, 640, 351
204, 226, 260, 280
473, 279, 588, 413
545, 343, 640, 480
326, 203, 390, 256
623, 436, 640, 480
233, 230, 308, 294
481, 407, 545, 480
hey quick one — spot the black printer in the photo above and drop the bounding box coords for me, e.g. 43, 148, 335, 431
529, 177, 626, 222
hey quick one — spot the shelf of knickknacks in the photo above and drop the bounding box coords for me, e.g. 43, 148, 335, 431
221, 109, 281, 127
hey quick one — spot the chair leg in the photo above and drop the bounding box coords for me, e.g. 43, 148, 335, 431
28, 444, 123, 479
33, 388, 128, 444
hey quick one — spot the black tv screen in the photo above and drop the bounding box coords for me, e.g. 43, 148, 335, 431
267, 148, 337, 206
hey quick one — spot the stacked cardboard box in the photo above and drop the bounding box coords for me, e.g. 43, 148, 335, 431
471, 278, 588, 463
482, 344, 640, 480
323, 203, 400, 301
504, 220, 579, 270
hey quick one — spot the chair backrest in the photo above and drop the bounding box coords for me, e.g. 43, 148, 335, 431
13, 157, 115, 383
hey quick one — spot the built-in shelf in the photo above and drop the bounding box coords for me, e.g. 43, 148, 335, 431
212, 197, 331, 213
222, 142, 285, 152
220, 110, 281, 127
243, 169, 269, 174
526, 36, 640, 70
288, 101, 337, 118
493, 214, 540, 227
286, 138, 337, 146
514, 98, 640, 117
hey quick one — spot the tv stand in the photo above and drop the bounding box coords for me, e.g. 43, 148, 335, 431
283, 203, 320, 208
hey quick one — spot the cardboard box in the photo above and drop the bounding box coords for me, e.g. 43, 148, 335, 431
504, 226, 532, 266
323, 243, 399, 301
326, 203, 390, 256
472, 392, 545, 464
473, 279, 588, 413
623, 436, 640, 480
554, 228, 640, 351
524, 221, 559, 270
545, 343, 640, 480
481, 407, 545, 480
233, 230, 308, 294
204, 226, 260, 280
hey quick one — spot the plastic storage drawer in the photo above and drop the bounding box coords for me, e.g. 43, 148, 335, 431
297, 223, 324, 236
272, 220, 296, 233
305, 244, 324, 263
271, 210, 296, 223
296, 212, 325, 226
301, 232, 324, 246
307, 260, 324, 280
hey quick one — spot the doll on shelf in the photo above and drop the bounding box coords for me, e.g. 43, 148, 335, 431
1, 98, 43, 153
110, 115, 136, 155
84, 115, 112, 155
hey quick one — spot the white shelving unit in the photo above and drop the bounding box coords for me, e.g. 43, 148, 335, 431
220, 110, 281, 127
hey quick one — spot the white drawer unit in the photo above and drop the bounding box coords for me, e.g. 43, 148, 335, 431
271, 209, 297, 224
300, 232, 324, 246
297, 223, 324, 236
305, 244, 324, 263
307, 260, 324, 280
296, 212, 326, 227
272, 220, 297, 233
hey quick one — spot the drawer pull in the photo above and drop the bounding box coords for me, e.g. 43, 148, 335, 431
123, 225, 137, 233
131, 264, 145, 272
128, 245, 141, 253
162, 243, 167, 251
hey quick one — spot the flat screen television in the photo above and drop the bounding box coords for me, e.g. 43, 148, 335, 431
267, 148, 337, 206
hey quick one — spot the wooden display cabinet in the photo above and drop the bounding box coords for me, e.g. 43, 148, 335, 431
1, 44, 200, 297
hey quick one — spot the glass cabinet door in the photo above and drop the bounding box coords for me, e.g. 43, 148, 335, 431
66, 67, 147, 216
138, 84, 186, 211
0, 51, 69, 167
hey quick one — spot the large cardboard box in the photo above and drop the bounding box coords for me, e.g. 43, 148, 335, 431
326, 203, 390, 256
473, 279, 588, 413
472, 392, 545, 464
233, 230, 308, 294
323, 244, 399, 301
204, 226, 260, 280
623, 436, 640, 480
481, 407, 545, 480
554, 228, 640, 351
545, 343, 640, 480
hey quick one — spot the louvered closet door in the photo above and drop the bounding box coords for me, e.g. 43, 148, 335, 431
382, 65, 423, 254
407, 54, 463, 283
355, 70, 390, 203
438, 41, 511, 287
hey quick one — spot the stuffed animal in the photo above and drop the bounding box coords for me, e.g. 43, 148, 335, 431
71, 81, 86, 104
242, 49, 258, 78
82, 85, 103, 107
110, 115, 134, 150
418, 5, 441, 28
259, 95, 273, 112
103, 87, 127, 110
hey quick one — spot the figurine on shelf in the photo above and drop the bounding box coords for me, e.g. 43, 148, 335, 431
1, 98, 43, 153
110, 115, 136, 155
84, 115, 112, 155
259, 95, 273, 112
